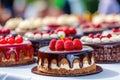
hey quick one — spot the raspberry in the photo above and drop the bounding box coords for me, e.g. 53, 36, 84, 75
112, 28, 119, 32
88, 34, 94, 38
73, 39, 82, 50
100, 36, 106, 39
62, 27, 70, 36
107, 34, 112, 38
94, 33, 101, 38
61, 37, 72, 42
55, 40, 64, 51
69, 27, 76, 35
64, 40, 74, 51
49, 39, 57, 50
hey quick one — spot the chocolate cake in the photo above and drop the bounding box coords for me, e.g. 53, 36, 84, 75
37, 46, 96, 75
81, 33, 120, 63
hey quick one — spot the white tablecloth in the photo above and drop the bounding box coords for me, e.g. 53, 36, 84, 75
0, 63, 120, 80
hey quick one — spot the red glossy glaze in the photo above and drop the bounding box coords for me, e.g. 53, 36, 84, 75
0, 41, 33, 62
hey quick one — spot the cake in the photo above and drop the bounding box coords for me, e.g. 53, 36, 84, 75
24, 30, 66, 55
0, 35, 34, 66
37, 38, 96, 75
4, 18, 22, 30
92, 14, 120, 29
81, 33, 120, 63
15, 18, 42, 35
102, 28, 120, 35
79, 23, 105, 35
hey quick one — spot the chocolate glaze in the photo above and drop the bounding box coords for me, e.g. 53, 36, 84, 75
0, 41, 33, 61
84, 42, 120, 62
38, 46, 93, 69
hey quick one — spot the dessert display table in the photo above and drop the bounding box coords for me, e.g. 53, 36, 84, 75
0, 63, 119, 80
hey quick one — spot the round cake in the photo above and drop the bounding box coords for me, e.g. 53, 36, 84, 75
24, 30, 65, 55
0, 35, 34, 66
81, 33, 120, 63
79, 23, 105, 35
37, 38, 96, 75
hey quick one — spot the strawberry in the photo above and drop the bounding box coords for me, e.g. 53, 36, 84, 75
69, 27, 76, 35
64, 40, 74, 50
55, 40, 64, 51
49, 39, 57, 50
73, 39, 82, 50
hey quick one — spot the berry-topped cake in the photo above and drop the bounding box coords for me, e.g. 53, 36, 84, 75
0, 35, 34, 66
24, 30, 66, 55
79, 23, 105, 35
102, 28, 120, 35
92, 14, 120, 29
81, 33, 120, 63
55, 26, 76, 37
36, 38, 97, 76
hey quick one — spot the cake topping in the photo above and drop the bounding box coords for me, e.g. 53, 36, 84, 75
55, 40, 64, 51
0, 35, 23, 44
0, 28, 10, 35
64, 40, 74, 50
49, 39, 57, 50
55, 26, 76, 36
49, 38, 83, 51
81, 33, 120, 43
24, 30, 65, 40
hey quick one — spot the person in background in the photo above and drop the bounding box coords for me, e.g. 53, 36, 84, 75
0, 0, 13, 25
98, 0, 120, 14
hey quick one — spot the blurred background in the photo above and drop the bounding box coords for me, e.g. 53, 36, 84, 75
0, 0, 120, 25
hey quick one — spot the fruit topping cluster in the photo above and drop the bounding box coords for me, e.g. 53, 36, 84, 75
49, 38, 82, 51
0, 35, 23, 44
81, 33, 120, 43
81, 23, 102, 29
0, 28, 10, 34
55, 26, 76, 36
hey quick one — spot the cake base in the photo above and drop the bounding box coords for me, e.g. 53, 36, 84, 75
31, 65, 103, 77
0, 58, 36, 67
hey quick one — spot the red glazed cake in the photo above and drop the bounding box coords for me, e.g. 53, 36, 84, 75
37, 38, 96, 75
81, 33, 120, 63
0, 35, 34, 66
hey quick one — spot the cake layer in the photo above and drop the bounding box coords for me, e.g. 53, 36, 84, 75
84, 42, 120, 63
37, 46, 96, 75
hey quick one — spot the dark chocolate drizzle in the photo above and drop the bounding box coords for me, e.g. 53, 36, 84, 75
38, 46, 93, 69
